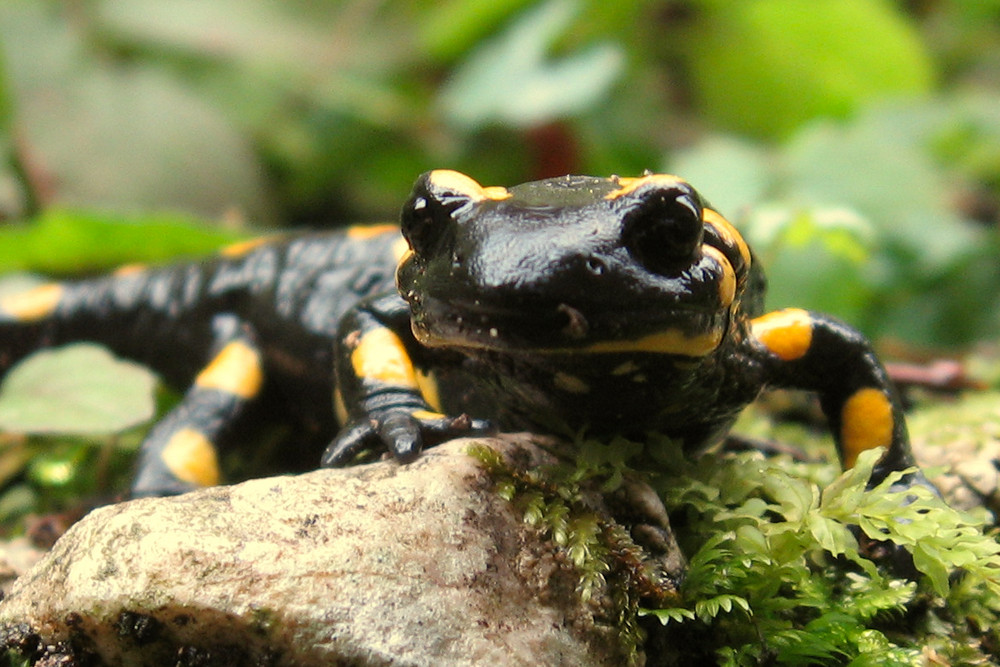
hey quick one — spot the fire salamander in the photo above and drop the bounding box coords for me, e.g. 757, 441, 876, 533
0, 170, 930, 498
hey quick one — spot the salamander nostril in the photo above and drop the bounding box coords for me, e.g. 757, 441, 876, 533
557, 303, 589, 340
584, 257, 606, 276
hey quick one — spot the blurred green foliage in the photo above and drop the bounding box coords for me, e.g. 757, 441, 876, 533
0, 0, 997, 346
0, 0, 998, 501
2, 1, 1000, 662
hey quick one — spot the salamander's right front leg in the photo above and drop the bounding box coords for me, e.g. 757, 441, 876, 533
322, 294, 492, 467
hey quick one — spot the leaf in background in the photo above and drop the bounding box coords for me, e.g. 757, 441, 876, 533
419, 0, 534, 62
0, 2, 276, 222
0, 344, 157, 435
784, 105, 980, 272
0, 209, 247, 274
742, 205, 877, 322
668, 136, 774, 216
686, 0, 934, 139
440, 0, 624, 129
20, 67, 275, 222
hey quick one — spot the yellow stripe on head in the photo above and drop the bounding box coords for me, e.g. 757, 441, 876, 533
583, 327, 722, 356
427, 170, 511, 202
113, 264, 147, 277
750, 308, 813, 361
605, 174, 686, 200
346, 223, 399, 240
219, 237, 273, 258
840, 388, 894, 469
0, 283, 64, 322
702, 245, 736, 307
703, 208, 752, 270
195, 341, 264, 399
161, 428, 220, 487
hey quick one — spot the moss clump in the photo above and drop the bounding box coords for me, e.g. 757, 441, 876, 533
645, 438, 1000, 666
468, 438, 674, 665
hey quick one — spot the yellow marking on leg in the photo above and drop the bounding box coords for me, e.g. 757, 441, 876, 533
751, 309, 813, 361
704, 209, 752, 270
333, 388, 349, 425
583, 327, 722, 356
415, 368, 443, 413
195, 341, 264, 398
702, 245, 736, 307
605, 174, 685, 200
412, 409, 447, 421
219, 237, 273, 258
0, 283, 64, 322
346, 223, 399, 240
161, 428, 220, 487
840, 388, 894, 469
351, 327, 418, 388
427, 170, 511, 202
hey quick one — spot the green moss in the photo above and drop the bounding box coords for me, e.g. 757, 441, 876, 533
468, 439, 666, 665
644, 440, 1000, 665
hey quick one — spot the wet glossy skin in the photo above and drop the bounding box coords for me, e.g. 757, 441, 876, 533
394, 172, 762, 444
0, 170, 927, 497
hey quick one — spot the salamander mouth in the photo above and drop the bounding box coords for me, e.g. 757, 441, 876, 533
409, 295, 727, 357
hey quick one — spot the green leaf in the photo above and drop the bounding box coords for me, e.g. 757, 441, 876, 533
687, 0, 934, 138
0, 209, 246, 274
440, 0, 624, 129
419, 0, 535, 61
668, 136, 774, 216
0, 344, 157, 435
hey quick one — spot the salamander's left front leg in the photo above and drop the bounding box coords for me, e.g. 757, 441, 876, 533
751, 308, 932, 492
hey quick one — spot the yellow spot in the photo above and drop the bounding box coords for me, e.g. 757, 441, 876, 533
840, 388, 894, 469
554, 372, 590, 394
702, 245, 736, 307
0, 283, 64, 322
195, 341, 264, 399
161, 428, 220, 487
605, 174, 685, 200
350, 327, 418, 388
427, 170, 511, 202
113, 263, 147, 277
703, 209, 751, 271
412, 409, 447, 421
346, 223, 399, 240
584, 327, 722, 356
333, 388, 349, 425
219, 237, 272, 258
415, 368, 443, 412
611, 361, 640, 375
751, 309, 813, 361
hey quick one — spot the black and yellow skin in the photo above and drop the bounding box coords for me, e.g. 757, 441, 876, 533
0, 169, 927, 497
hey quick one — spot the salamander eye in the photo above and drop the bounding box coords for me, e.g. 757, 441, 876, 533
400, 172, 474, 256
621, 185, 704, 276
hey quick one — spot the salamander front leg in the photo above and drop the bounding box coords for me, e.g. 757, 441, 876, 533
322, 295, 492, 467
130, 314, 264, 497
751, 308, 932, 493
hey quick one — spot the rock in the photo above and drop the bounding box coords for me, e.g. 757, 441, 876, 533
0, 435, 682, 666
0, 537, 45, 598
908, 390, 1000, 516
